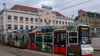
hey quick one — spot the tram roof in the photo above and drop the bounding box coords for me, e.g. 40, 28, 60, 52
31, 26, 57, 30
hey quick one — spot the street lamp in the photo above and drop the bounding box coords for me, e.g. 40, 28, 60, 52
3, 2, 8, 34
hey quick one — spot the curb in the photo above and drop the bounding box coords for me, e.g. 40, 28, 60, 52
94, 48, 100, 51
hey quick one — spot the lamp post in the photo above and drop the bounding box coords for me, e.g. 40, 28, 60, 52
3, 3, 7, 34
94, 13, 97, 37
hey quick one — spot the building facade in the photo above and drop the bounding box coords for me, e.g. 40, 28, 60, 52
0, 5, 73, 36
75, 10, 100, 37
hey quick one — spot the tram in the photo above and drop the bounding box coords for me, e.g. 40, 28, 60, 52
1, 22, 94, 56
2, 30, 28, 48
2, 32, 15, 46
2, 32, 10, 45
28, 24, 94, 56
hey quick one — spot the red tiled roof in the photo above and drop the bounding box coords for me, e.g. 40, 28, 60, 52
11, 5, 38, 13
11, 5, 65, 17
56, 12, 65, 17
78, 10, 87, 15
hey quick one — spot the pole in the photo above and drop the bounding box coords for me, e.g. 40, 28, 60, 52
3, 3, 7, 34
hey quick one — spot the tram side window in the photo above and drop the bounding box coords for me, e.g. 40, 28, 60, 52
36, 34, 42, 42
54, 33, 59, 46
44, 35, 52, 42
8, 34, 12, 41
69, 32, 78, 44
15, 36, 18, 41
21, 35, 24, 41
60, 32, 66, 47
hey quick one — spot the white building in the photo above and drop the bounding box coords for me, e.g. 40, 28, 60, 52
0, 5, 73, 35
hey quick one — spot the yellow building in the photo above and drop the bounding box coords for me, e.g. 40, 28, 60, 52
75, 10, 100, 37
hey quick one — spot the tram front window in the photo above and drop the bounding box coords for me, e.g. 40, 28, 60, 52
80, 27, 91, 44
81, 37, 90, 44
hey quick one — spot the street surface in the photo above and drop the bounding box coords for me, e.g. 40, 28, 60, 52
0, 44, 61, 56
94, 50, 100, 56
0, 43, 99, 56
0, 49, 16, 56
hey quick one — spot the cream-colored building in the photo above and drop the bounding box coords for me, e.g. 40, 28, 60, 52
0, 5, 73, 36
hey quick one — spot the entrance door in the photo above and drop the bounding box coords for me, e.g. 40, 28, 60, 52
54, 30, 67, 55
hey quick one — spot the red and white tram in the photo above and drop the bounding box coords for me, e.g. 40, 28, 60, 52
2, 23, 94, 56
28, 25, 94, 56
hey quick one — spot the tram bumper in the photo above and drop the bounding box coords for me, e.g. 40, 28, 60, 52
81, 45, 94, 56
82, 54, 94, 56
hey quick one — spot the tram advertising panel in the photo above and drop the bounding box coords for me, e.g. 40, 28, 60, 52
54, 30, 66, 55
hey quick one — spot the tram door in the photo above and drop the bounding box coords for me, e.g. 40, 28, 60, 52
54, 30, 67, 55
14, 35, 20, 47
8, 34, 13, 46
28, 33, 35, 50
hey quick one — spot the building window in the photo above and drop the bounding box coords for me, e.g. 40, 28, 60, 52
14, 25, 18, 29
40, 19, 42, 22
20, 25, 23, 29
7, 24, 11, 29
56, 21, 58, 24
8, 15, 11, 20
46, 12, 49, 15
44, 19, 47, 22
49, 20, 51, 23
20, 17, 23, 21
25, 17, 28, 21
53, 20, 55, 23
68, 22, 70, 24
30, 18, 33, 22
35, 18, 38, 22
59, 21, 61, 24
62, 21, 64, 24
35, 26, 38, 27
14, 16, 17, 20
26, 25, 28, 29
31, 26, 33, 29
66, 22, 67, 24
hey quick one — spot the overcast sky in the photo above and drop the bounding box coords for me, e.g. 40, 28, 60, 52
0, 0, 100, 18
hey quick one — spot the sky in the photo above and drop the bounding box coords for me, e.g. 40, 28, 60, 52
0, 0, 100, 19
